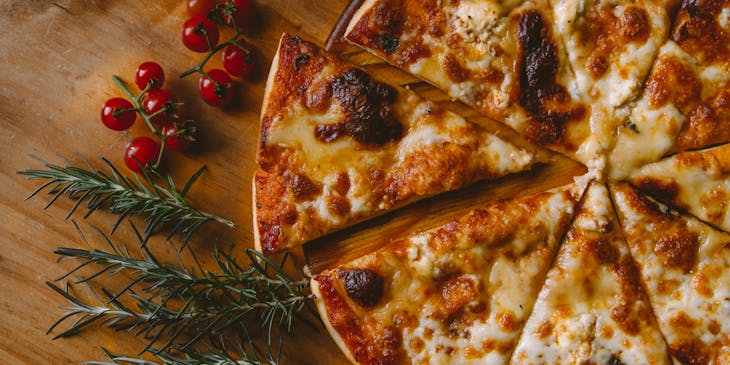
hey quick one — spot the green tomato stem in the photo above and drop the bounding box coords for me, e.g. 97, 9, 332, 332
111, 75, 159, 135
177, 26, 244, 79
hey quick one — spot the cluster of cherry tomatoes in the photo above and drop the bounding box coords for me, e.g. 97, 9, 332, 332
101, 62, 195, 173
181, 0, 255, 106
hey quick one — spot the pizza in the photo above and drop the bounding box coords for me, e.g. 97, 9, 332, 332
510, 183, 670, 364
252, 1, 730, 363
629, 143, 730, 232
311, 182, 584, 365
611, 181, 730, 364
253, 34, 536, 255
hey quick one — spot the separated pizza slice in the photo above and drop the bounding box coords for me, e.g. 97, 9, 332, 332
254, 34, 536, 255
611, 181, 730, 364
345, 0, 594, 166
548, 0, 674, 109
312, 182, 585, 365
607, 0, 730, 179
511, 183, 671, 364
629, 143, 730, 233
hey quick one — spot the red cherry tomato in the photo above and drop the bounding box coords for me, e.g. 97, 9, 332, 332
199, 69, 234, 106
221, 43, 254, 77
135, 62, 165, 90
182, 16, 219, 53
142, 89, 177, 125
220, 0, 254, 27
101, 98, 136, 131
186, 0, 216, 18
124, 136, 160, 172
161, 123, 194, 152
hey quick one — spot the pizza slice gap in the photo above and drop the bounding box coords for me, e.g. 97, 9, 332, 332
511, 182, 671, 364
611, 181, 730, 365
254, 34, 537, 255
628, 143, 730, 233
345, 0, 595, 167
311, 182, 586, 365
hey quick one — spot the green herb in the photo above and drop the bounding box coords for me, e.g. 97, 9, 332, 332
18, 155, 234, 245
47, 222, 315, 364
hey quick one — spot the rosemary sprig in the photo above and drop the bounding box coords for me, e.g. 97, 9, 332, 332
90, 344, 268, 365
18, 155, 234, 245
47, 222, 315, 363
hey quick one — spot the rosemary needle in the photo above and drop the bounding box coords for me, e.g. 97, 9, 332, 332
48, 222, 316, 363
18, 155, 234, 245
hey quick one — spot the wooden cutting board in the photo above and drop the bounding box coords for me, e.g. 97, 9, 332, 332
0, 1, 584, 364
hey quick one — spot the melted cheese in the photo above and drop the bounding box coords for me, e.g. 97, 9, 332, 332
607, 41, 691, 179
314, 184, 584, 365
612, 182, 730, 363
256, 36, 536, 253
512, 184, 671, 365
629, 144, 730, 232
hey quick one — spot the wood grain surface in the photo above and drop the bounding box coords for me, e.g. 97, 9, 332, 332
0, 1, 585, 364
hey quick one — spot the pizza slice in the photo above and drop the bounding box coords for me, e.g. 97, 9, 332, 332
312, 182, 585, 365
611, 181, 730, 364
629, 143, 730, 233
254, 34, 536, 255
607, 0, 730, 179
548, 0, 674, 109
511, 183, 671, 364
345, 0, 594, 165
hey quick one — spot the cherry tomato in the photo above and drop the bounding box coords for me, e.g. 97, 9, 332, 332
199, 69, 234, 106
221, 43, 254, 77
220, 0, 254, 27
161, 123, 194, 152
101, 98, 136, 131
182, 16, 219, 53
124, 136, 160, 172
186, 0, 216, 18
142, 89, 177, 125
135, 62, 165, 90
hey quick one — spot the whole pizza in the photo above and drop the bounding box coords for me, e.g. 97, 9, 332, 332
254, 0, 730, 364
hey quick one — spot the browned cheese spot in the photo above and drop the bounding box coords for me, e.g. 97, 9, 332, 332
645, 56, 702, 109
670, 338, 709, 365
316, 68, 403, 146
672, 0, 730, 64
633, 178, 683, 210
581, 236, 619, 264
443, 53, 470, 82
535, 320, 554, 339
516, 10, 586, 145
655, 229, 699, 273
441, 276, 478, 315
287, 173, 321, 201
337, 268, 385, 308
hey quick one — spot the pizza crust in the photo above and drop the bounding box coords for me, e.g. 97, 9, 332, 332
310, 277, 359, 365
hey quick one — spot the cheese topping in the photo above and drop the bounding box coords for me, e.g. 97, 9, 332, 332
629, 144, 730, 232
255, 34, 535, 254
612, 182, 730, 364
313, 184, 583, 365
512, 184, 671, 365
